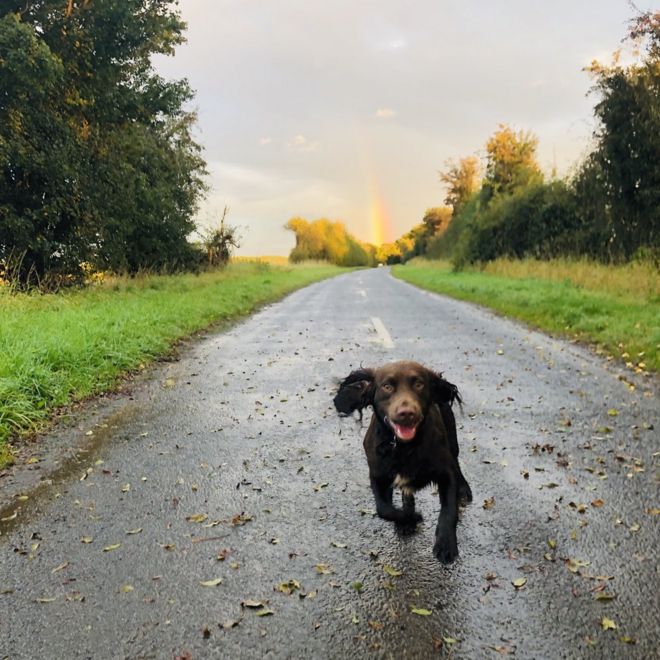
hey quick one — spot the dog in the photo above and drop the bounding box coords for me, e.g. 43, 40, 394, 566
333, 360, 471, 563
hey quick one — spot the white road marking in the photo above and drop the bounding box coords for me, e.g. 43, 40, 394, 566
371, 317, 395, 349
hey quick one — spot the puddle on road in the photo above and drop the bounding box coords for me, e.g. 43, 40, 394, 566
0, 403, 141, 540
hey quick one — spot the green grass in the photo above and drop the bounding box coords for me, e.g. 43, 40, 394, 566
392, 259, 659, 373
0, 262, 343, 462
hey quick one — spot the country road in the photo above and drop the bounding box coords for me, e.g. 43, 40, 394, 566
1, 268, 657, 659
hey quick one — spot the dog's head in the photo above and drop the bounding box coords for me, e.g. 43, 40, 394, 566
333, 361, 461, 442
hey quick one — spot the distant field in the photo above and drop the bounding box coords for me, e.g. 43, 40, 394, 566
0, 262, 342, 465
393, 258, 659, 373
232, 255, 290, 265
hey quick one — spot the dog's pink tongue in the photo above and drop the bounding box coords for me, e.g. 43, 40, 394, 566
393, 423, 417, 441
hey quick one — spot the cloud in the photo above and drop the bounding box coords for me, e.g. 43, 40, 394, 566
375, 107, 397, 119
287, 134, 319, 152
387, 38, 407, 50
259, 136, 272, 145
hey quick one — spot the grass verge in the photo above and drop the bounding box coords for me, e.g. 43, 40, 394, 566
0, 262, 343, 465
393, 258, 659, 373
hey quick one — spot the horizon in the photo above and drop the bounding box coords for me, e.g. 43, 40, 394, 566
154, 1, 653, 256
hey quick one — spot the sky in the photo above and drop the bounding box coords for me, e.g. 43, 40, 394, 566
155, 1, 652, 256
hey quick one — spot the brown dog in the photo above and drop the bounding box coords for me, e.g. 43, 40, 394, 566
334, 361, 471, 563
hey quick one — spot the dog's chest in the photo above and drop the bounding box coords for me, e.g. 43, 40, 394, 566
389, 447, 433, 492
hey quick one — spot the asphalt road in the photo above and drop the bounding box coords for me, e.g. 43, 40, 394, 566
1, 268, 658, 659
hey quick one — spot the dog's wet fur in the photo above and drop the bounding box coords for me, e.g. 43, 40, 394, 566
334, 360, 471, 563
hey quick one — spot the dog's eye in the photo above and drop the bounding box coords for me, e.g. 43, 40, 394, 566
413, 380, 425, 391
381, 383, 394, 393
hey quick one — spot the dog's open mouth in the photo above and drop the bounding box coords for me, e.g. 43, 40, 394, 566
386, 417, 421, 442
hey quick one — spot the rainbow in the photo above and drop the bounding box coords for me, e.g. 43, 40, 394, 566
352, 124, 395, 246
368, 177, 394, 246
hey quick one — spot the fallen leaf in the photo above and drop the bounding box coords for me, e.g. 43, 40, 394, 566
512, 577, 527, 589
199, 578, 223, 587
331, 541, 347, 548
566, 558, 590, 573
315, 563, 333, 575
126, 528, 142, 535
619, 635, 636, 644
600, 617, 617, 631
313, 482, 329, 492
255, 608, 274, 617
103, 543, 121, 552
36, 597, 56, 603
230, 513, 254, 526
591, 499, 605, 508
121, 483, 130, 493
51, 562, 69, 574
410, 607, 432, 616
277, 579, 300, 595
482, 496, 495, 510
119, 584, 134, 593
241, 599, 266, 609
186, 513, 208, 524
487, 645, 516, 655
221, 619, 241, 629
383, 564, 403, 577
81, 536, 93, 544
607, 408, 619, 417
594, 592, 616, 601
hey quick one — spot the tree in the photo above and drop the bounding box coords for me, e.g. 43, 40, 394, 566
0, 12, 89, 287
439, 156, 481, 215
0, 1, 207, 286
583, 10, 660, 259
285, 217, 373, 266
481, 124, 543, 202
201, 207, 240, 268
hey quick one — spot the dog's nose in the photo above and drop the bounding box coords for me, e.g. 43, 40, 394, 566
396, 406, 417, 424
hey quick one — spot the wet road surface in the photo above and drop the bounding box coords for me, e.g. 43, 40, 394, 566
1, 268, 658, 659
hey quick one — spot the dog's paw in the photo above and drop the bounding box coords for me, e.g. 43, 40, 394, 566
458, 482, 473, 505
396, 511, 423, 535
433, 536, 458, 564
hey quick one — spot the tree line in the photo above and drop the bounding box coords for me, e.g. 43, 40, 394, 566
287, 11, 658, 269
412, 10, 659, 268
0, 1, 221, 290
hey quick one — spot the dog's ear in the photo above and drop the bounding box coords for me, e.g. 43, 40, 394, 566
429, 370, 462, 409
333, 368, 375, 416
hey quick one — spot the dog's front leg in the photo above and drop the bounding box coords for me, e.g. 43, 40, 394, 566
399, 489, 423, 532
433, 470, 459, 564
370, 476, 422, 526
370, 475, 399, 520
